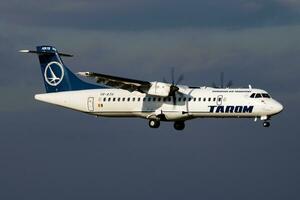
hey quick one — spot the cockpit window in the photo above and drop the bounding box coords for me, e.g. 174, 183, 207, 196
255, 93, 262, 98
262, 93, 271, 98
250, 93, 255, 98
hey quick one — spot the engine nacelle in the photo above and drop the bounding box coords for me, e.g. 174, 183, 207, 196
147, 81, 171, 97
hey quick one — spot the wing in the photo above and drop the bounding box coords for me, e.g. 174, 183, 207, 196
77, 72, 151, 92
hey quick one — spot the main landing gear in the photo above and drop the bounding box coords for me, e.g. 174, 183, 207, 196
174, 121, 185, 131
263, 121, 270, 128
148, 120, 185, 130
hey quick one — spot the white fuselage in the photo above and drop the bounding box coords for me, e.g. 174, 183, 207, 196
34, 86, 283, 121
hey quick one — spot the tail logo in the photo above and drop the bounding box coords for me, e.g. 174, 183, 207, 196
44, 61, 64, 86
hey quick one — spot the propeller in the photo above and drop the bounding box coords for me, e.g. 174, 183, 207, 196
163, 68, 184, 105
212, 72, 233, 88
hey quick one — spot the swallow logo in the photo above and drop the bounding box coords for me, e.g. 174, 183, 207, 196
44, 61, 64, 86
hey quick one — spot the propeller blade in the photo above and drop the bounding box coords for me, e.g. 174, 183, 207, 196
162, 68, 183, 104
213, 72, 234, 88
212, 82, 218, 88
169, 85, 179, 96
220, 72, 224, 88
172, 94, 176, 106
162, 77, 168, 83
226, 80, 233, 88
171, 67, 175, 85
176, 74, 184, 85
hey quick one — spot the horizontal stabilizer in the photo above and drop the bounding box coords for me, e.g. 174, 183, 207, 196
19, 47, 73, 57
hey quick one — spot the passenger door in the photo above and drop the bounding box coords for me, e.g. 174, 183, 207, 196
217, 95, 223, 105
87, 97, 94, 112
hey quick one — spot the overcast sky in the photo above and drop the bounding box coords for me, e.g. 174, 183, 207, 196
0, 1, 299, 199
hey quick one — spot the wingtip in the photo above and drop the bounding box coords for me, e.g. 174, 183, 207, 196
19, 49, 30, 53
77, 72, 91, 76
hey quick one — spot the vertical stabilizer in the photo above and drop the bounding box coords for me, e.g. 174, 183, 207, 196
20, 46, 102, 93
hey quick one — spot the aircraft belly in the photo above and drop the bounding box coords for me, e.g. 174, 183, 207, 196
97, 101, 146, 118
162, 112, 191, 121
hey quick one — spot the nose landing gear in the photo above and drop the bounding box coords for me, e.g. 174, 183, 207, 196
263, 121, 270, 127
149, 119, 160, 128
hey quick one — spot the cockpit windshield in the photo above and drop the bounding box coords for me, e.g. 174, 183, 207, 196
250, 93, 271, 98
262, 93, 271, 98
255, 93, 262, 98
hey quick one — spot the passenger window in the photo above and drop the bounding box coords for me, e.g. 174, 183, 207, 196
255, 94, 262, 98
108, 98, 111, 101
203, 98, 206, 102
183, 97, 186, 101
163, 97, 166, 102
138, 98, 141, 101
117, 98, 121, 102
148, 97, 151, 101
132, 98, 135, 101
127, 97, 130, 101
113, 98, 116, 101
122, 97, 125, 101
208, 98, 211, 102
168, 97, 171, 102
193, 98, 196, 101
143, 98, 146, 101
178, 97, 182, 102
103, 98, 106, 102
158, 97, 161, 101
188, 98, 192, 101
198, 97, 201, 101
213, 98, 216, 101
153, 97, 156, 101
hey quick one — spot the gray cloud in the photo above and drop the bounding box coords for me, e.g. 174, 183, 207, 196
9, 23, 299, 80
276, 0, 300, 10
1, 0, 300, 30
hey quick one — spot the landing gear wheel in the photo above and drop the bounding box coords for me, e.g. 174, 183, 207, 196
149, 119, 160, 128
174, 121, 185, 130
263, 121, 270, 127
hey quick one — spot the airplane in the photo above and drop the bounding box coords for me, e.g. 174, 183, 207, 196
20, 45, 284, 130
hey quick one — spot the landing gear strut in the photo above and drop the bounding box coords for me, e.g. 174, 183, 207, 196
263, 121, 270, 128
174, 121, 185, 130
149, 119, 160, 128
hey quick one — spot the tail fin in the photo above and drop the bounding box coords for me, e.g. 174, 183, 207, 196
20, 45, 102, 93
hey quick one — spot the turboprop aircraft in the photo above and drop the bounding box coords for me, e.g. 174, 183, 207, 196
20, 46, 283, 130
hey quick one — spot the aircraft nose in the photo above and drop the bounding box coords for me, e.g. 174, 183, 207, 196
274, 101, 284, 114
